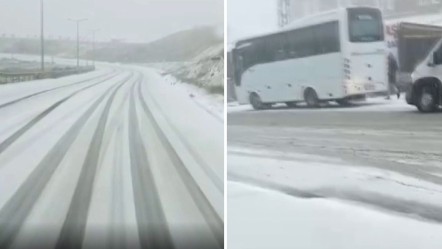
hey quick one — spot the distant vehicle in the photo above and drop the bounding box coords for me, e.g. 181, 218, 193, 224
231, 7, 388, 110
406, 38, 442, 112
385, 22, 442, 90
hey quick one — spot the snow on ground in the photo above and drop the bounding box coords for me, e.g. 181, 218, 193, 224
228, 95, 416, 113
131, 65, 225, 215
160, 72, 223, 120
228, 146, 442, 248
146, 43, 224, 92
228, 181, 442, 249
229, 146, 442, 209
0, 55, 224, 247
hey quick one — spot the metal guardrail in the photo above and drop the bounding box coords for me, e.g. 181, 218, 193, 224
0, 72, 41, 84
0, 66, 95, 84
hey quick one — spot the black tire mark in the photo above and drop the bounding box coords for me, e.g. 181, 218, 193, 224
128, 81, 175, 249
229, 173, 442, 224
0, 70, 117, 110
109, 125, 126, 249
192, 98, 223, 123
137, 82, 224, 248
54, 74, 132, 249
0, 73, 121, 156
139, 82, 223, 192
107, 84, 133, 249
0, 81, 123, 249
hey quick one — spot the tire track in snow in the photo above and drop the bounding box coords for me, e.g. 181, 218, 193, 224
107, 82, 132, 249
229, 174, 442, 224
128, 81, 175, 249
0, 72, 121, 156
109, 125, 126, 249
0, 79, 126, 249
0, 70, 117, 110
137, 82, 224, 249
54, 74, 132, 249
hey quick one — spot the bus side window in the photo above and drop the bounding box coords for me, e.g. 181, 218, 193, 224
273, 34, 287, 61
434, 43, 442, 65
298, 28, 314, 57
233, 54, 244, 86
275, 49, 286, 60
317, 21, 340, 54
287, 30, 299, 59
329, 22, 339, 52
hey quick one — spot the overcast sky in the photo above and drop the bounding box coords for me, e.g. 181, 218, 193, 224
227, 0, 277, 45
0, 0, 223, 43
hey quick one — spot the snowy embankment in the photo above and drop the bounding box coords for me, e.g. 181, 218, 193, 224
228, 146, 442, 248
0, 56, 224, 247
159, 72, 223, 121
132, 65, 225, 211
139, 44, 224, 122
148, 43, 224, 95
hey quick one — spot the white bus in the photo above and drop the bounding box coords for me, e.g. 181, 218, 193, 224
231, 7, 388, 109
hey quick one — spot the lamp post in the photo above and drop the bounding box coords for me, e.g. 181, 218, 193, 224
90, 29, 100, 67
40, 0, 45, 72
68, 18, 88, 71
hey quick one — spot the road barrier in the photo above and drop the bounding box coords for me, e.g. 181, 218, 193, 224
0, 66, 95, 84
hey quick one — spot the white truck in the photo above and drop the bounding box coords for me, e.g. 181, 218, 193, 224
406, 38, 442, 112
385, 21, 442, 90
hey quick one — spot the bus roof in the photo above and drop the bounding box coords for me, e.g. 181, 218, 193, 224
234, 6, 381, 48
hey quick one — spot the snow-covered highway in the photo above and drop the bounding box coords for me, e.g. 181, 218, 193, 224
0, 64, 224, 249
228, 101, 442, 248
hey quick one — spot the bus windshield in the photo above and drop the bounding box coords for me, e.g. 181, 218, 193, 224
348, 8, 384, 42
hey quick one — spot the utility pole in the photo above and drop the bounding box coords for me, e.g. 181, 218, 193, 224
40, 0, 45, 72
278, 0, 292, 27
91, 29, 100, 67
68, 18, 88, 71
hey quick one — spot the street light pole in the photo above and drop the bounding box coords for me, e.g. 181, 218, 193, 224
40, 0, 45, 72
68, 18, 88, 71
91, 29, 99, 67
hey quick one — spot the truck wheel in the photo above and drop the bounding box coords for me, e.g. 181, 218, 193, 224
304, 89, 319, 108
250, 93, 265, 110
417, 86, 437, 113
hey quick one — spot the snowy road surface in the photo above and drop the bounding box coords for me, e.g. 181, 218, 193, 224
228, 100, 442, 248
228, 182, 442, 249
228, 99, 442, 184
0, 64, 224, 249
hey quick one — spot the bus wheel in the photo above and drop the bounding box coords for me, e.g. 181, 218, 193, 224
417, 86, 437, 113
304, 88, 319, 108
250, 93, 265, 110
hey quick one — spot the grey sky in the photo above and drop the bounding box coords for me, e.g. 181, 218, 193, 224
227, 0, 277, 45
0, 0, 223, 43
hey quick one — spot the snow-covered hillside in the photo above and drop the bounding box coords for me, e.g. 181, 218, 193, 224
148, 43, 224, 95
